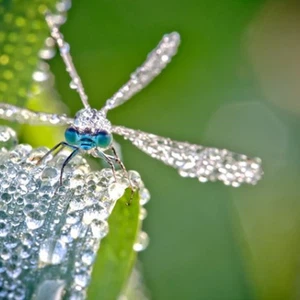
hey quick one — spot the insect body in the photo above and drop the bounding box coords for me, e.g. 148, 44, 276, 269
0, 13, 263, 192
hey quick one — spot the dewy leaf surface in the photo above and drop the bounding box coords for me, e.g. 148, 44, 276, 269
88, 189, 141, 300
0, 0, 56, 107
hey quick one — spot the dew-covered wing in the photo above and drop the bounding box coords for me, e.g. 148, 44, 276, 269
0, 104, 73, 126
112, 125, 263, 186
102, 32, 181, 112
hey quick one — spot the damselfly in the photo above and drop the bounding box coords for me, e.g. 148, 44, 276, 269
0, 14, 263, 201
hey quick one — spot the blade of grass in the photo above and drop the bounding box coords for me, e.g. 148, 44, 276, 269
88, 189, 141, 300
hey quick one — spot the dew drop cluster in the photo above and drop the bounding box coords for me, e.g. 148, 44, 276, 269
0, 126, 150, 300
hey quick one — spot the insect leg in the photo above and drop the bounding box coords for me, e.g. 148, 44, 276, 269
95, 149, 117, 182
59, 148, 80, 185
110, 146, 134, 205
37, 141, 76, 165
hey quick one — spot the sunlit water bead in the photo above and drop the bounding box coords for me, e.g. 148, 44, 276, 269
8, 144, 32, 164
80, 249, 95, 267
133, 231, 149, 252
15, 171, 30, 186
107, 180, 128, 202
68, 196, 86, 212
139, 187, 150, 206
0, 219, 11, 237
97, 168, 113, 188
4, 162, 19, 180
128, 170, 145, 189
6, 261, 22, 279
25, 210, 45, 230
1, 192, 12, 204
70, 223, 88, 240
90, 220, 109, 239
41, 166, 59, 185
0, 126, 18, 150
39, 238, 67, 266
5, 234, 19, 249
139, 207, 148, 220
69, 173, 85, 190
82, 203, 109, 225
74, 271, 90, 289
66, 211, 81, 225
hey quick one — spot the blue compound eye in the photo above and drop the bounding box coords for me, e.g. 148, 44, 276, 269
95, 130, 112, 148
65, 127, 79, 145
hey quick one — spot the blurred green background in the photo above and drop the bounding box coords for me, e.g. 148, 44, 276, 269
2, 0, 300, 299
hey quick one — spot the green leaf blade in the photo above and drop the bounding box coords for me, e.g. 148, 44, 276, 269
88, 189, 141, 300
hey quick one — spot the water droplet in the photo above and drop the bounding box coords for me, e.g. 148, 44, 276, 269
82, 204, 108, 224
128, 170, 143, 188
69, 80, 78, 89
69, 197, 85, 211
11, 287, 25, 300
61, 43, 70, 54
6, 262, 22, 279
16, 197, 24, 206
90, 220, 108, 239
11, 215, 22, 227
69, 174, 84, 189
0, 201, 7, 211
1, 193, 11, 203
0, 221, 10, 237
24, 204, 35, 215
69, 291, 85, 300
18, 184, 28, 195
39, 238, 67, 266
37, 204, 48, 215
20, 233, 33, 246
39, 185, 55, 197
139, 188, 150, 205
20, 245, 30, 259
66, 211, 81, 224
24, 193, 37, 204
25, 211, 44, 230
0, 210, 8, 220
133, 231, 149, 252
107, 182, 126, 201
5, 234, 18, 248
16, 171, 30, 185
6, 166, 17, 179
139, 207, 147, 220
70, 223, 85, 239
1, 179, 10, 190
8, 185, 16, 194
81, 250, 95, 265
74, 272, 89, 287
1, 247, 11, 260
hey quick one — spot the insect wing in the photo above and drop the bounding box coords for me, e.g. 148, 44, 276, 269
0, 104, 73, 126
112, 125, 263, 187
102, 32, 181, 112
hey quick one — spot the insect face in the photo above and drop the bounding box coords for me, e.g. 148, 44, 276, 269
65, 127, 113, 150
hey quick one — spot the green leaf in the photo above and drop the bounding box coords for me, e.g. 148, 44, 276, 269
0, 0, 56, 107
88, 189, 141, 300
